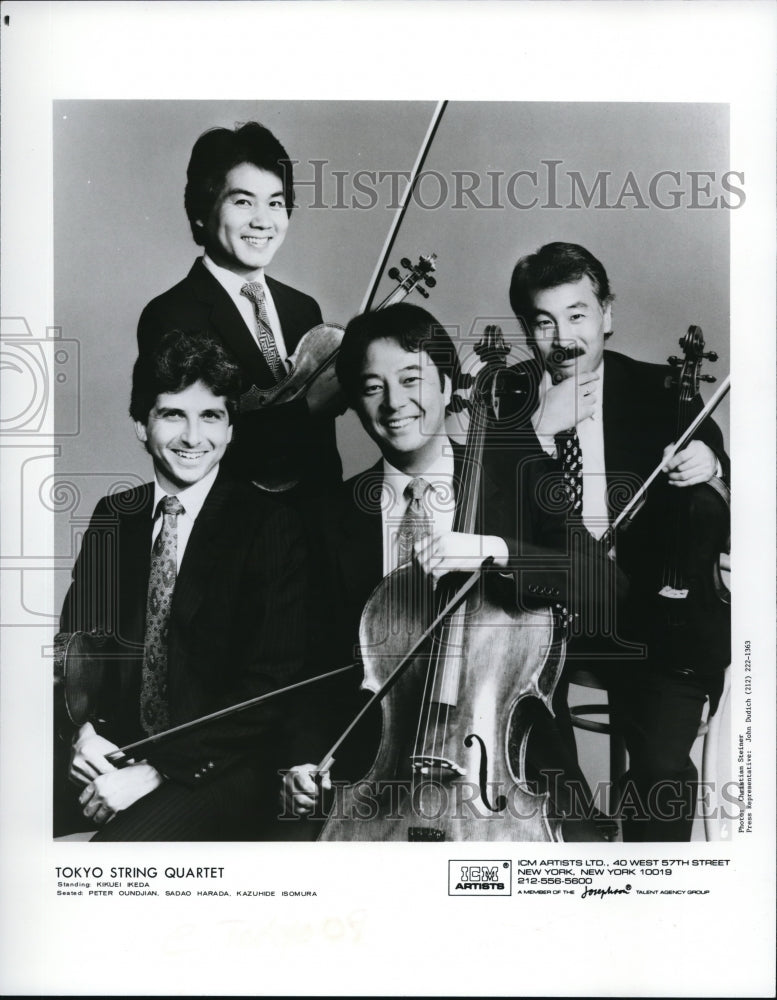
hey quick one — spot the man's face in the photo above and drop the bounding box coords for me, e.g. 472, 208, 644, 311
199, 162, 289, 277
355, 337, 451, 473
135, 380, 233, 493
530, 275, 611, 382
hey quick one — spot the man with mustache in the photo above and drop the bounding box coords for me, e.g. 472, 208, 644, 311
507, 241, 730, 841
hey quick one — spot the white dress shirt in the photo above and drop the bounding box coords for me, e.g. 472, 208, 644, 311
202, 254, 289, 365
151, 465, 219, 571
381, 452, 456, 575
533, 362, 610, 540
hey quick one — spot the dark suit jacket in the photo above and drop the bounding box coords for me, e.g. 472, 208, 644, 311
499, 349, 730, 693
294, 441, 625, 773
137, 259, 342, 492
60, 474, 309, 787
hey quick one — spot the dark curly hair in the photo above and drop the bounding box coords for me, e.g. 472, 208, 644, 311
130, 330, 241, 424
184, 121, 295, 244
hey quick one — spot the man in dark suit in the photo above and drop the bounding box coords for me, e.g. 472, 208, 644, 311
137, 121, 342, 493
57, 331, 308, 840
506, 242, 730, 841
280, 302, 624, 840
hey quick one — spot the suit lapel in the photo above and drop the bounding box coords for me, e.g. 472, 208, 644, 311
189, 259, 276, 387
335, 462, 384, 606
450, 440, 501, 536
170, 475, 235, 631
334, 444, 493, 603
267, 276, 304, 355
118, 485, 154, 647
602, 351, 633, 483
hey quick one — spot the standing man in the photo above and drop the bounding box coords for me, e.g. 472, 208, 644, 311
507, 241, 730, 841
57, 330, 308, 840
282, 302, 623, 840
137, 121, 342, 493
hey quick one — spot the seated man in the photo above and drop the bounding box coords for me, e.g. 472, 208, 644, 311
281, 302, 624, 840
137, 121, 342, 494
507, 241, 730, 841
56, 330, 308, 840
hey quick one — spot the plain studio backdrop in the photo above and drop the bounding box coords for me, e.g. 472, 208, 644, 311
50, 102, 732, 832
53, 102, 731, 589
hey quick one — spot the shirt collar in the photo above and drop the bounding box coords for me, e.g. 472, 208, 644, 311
202, 253, 266, 297
381, 448, 455, 498
152, 464, 219, 520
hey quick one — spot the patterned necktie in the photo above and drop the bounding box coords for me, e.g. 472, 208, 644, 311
556, 428, 584, 515
240, 281, 286, 382
140, 495, 184, 736
397, 477, 433, 564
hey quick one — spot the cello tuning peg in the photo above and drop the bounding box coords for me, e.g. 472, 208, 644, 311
703, 351, 719, 362
400, 257, 411, 269
417, 287, 429, 298
424, 276, 436, 288
667, 356, 681, 366
387, 267, 400, 281
700, 374, 717, 383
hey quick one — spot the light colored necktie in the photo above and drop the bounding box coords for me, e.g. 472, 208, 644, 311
140, 495, 184, 736
240, 281, 286, 382
556, 428, 584, 515
397, 477, 433, 564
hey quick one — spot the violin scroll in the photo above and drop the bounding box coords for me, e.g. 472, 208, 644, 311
665, 325, 719, 397
381, 253, 437, 305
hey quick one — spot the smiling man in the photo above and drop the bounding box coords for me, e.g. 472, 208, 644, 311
137, 121, 342, 494
56, 330, 308, 840
281, 303, 623, 840
507, 241, 730, 841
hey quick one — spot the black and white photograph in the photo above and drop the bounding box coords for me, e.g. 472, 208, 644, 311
1, 2, 774, 996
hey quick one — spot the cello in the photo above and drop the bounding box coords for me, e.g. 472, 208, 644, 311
316, 326, 565, 842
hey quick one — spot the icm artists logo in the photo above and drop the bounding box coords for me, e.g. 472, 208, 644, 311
448, 860, 512, 896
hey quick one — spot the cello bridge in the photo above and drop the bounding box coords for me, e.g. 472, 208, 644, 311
409, 755, 465, 778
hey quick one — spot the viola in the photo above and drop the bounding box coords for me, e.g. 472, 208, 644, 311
601, 326, 731, 676
647, 326, 731, 674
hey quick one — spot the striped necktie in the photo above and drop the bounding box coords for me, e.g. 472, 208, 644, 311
240, 281, 286, 382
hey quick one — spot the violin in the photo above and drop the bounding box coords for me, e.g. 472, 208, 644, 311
601, 326, 731, 677
243, 102, 449, 493
647, 326, 731, 674
54, 628, 357, 766
316, 326, 564, 842
239, 253, 437, 413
